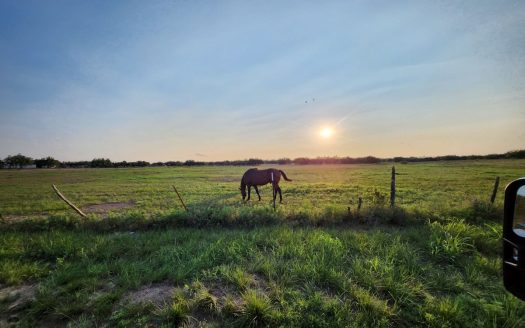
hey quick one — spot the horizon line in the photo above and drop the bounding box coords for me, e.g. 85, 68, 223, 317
2, 149, 523, 164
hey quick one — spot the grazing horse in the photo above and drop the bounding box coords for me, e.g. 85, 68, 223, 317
240, 168, 292, 202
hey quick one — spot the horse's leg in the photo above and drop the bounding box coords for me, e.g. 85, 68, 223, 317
247, 185, 251, 201
254, 186, 261, 201
278, 186, 283, 202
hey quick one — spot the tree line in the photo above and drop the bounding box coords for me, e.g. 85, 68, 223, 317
1, 150, 524, 169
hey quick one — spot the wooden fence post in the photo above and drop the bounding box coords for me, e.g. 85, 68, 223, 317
490, 176, 500, 204
390, 166, 396, 207
358, 197, 362, 211
172, 185, 188, 211
52, 184, 87, 218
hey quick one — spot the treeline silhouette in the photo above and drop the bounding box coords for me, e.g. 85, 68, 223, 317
1, 150, 524, 169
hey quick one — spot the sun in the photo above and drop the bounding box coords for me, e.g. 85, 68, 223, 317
319, 127, 333, 139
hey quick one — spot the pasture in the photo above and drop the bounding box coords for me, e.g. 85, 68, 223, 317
1, 160, 525, 327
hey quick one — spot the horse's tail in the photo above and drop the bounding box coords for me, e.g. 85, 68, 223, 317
279, 170, 292, 181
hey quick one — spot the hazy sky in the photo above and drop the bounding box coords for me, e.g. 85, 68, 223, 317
1, 0, 524, 161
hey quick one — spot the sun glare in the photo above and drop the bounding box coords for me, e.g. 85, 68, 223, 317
320, 127, 333, 139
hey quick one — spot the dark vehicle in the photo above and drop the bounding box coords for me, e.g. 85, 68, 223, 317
503, 178, 525, 300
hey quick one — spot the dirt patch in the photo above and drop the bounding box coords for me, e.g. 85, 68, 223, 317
176, 282, 241, 326
0, 213, 47, 224
83, 201, 135, 214
0, 284, 37, 311
0, 284, 37, 324
121, 283, 174, 306
0, 215, 34, 223
184, 310, 220, 328
205, 273, 269, 308
251, 273, 269, 290
208, 283, 243, 309
86, 281, 116, 307
36, 318, 68, 328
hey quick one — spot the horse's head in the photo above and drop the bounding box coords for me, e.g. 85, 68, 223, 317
240, 184, 247, 201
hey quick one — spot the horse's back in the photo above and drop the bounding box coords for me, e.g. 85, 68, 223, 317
242, 168, 258, 182
244, 168, 284, 186
243, 168, 258, 177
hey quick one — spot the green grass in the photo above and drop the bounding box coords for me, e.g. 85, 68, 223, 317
1, 160, 524, 327
1, 160, 522, 219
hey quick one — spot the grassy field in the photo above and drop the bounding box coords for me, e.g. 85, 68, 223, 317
1, 160, 525, 327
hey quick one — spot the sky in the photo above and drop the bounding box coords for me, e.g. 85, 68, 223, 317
0, 0, 524, 162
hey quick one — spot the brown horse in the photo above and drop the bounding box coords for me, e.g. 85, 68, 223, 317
240, 168, 292, 202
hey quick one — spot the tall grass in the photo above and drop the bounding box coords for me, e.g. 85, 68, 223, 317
1, 221, 522, 327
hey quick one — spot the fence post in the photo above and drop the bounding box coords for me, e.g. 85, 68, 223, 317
172, 185, 188, 211
490, 176, 500, 204
52, 184, 87, 218
358, 196, 362, 211
390, 166, 396, 207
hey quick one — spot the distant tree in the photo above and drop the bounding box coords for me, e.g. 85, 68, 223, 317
247, 158, 264, 166
165, 161, 183, 166
506, 150, 525, 159
483, 154, 500, 160
62, 161, 90, 168
440, 155, 461, 161
293, 157, 310, 165
34, 158, 46, 168
34, 156, 60, 168
277, 158, 292, 165
90, 158, 113, 168
0, 159, 4, 169
184, 160, 205, 166
4, 154, 34, 168
113, 161, 128, 168
362, 156, 381, 164
341, 157, 356, 164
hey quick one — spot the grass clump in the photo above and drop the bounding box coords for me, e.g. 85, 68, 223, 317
234, 290, 275, 327
429, 221, 474, 263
